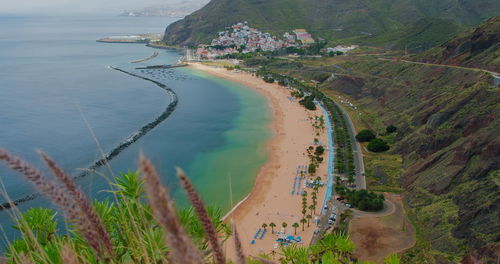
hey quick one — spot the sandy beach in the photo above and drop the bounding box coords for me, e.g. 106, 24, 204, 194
188, 63, 330, 259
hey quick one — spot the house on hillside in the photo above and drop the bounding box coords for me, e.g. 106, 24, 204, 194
294, 29, 315, 45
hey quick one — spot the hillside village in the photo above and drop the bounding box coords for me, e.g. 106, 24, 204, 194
193, 22, 358, 60
195, 22, 317, 59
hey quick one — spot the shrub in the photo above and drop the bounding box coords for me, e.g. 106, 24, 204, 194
367, 138, 390, 152
355, 129, 375, 142
263, 76, 274, 83
335, 187, 385, 211
299, 95, 316, 110
386, 125, 397, 133
315, 146, 325, 156
308, 163, 317, 174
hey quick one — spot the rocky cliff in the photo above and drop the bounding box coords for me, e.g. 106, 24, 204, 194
413, 16, 500, 72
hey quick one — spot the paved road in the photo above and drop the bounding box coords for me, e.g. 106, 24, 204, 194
310, 198, 347, 245
330, 100, 366, 190
310, 100, 366, 244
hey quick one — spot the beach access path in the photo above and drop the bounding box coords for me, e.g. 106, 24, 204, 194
188, 63, 330, 259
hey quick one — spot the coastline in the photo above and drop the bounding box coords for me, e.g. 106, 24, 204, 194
188, 62, 329, 258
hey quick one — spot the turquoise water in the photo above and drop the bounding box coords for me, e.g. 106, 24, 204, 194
0, 15, 271, 245
184, 69, 271, 210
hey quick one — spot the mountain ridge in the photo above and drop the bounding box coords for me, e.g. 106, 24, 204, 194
162, 0, 500, 47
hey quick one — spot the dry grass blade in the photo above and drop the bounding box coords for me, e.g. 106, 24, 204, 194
232, 224, 246, 264
0, 148, 60, 202
139, 155, 203, 264
39, 151, 114, 257
0, 148, 103, 258
18, 253, 34, 264
177, 168, 225, 264
61, 245, 80, 264
251, 256, 277, 264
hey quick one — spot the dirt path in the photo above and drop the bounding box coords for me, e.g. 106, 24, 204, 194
349, 193, 415, 263
377, 58, 500, 76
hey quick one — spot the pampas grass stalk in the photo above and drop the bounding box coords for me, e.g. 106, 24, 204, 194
252, 256, 277, 264
60, 245, 80, 264
139, 155, 203, 264
39, 151, 114, 257
177, 168, 225, 264
232, 224, 246, 264
0, 148, 103, 259
18, 253, 34, 264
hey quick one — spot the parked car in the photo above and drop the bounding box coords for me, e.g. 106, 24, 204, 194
345, 203, 352, 208
323, 205, 328, 210
328, 219, 334, 225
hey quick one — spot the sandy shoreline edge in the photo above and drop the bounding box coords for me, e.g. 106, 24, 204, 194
188, 62, 329, 258
188, 63, 280, 222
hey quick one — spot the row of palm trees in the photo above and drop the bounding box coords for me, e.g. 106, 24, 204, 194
261, 179, 323, 236
261, 222, 303, 235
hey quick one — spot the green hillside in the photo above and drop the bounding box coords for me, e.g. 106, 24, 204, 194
235, 20, 500, 262
413, 16, 500, 72
357, 18, 461, 52
163, 0, 500, 47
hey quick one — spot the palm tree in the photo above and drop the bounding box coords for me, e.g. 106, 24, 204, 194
315, 232, 355, 259
348, 175, 355, 185
292, 222, 299, 235
306, 214, 312, 227
269, 222, 276, 234
309, 204, 315, 215
282, 222, 288, 232
335, 176, 342, 185
281, 245, 309, 264
300, 218, 307, 231
302, 208, 307, 216
262, 223, 268, 230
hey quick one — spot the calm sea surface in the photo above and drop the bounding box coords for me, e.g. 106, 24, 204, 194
0, 15, 271, 246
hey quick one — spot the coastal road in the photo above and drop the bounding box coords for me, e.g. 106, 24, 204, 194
310, 100, 366, 244
330, 100, 366, 190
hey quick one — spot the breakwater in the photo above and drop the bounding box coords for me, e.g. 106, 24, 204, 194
131, 51, 159, 63
0, 67, 178, 211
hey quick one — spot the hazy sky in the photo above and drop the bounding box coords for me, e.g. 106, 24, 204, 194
0, 0, 194, 15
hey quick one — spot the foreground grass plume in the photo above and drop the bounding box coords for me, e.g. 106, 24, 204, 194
39, 151, 114, 258
231, 224, 246, 264
0, 148, 110, 260
177, 168, 225, 264
139, 155, 203, 264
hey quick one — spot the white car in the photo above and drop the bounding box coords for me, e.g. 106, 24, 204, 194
327, 219, 334, 225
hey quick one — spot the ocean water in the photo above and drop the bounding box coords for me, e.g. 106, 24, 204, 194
0, 15, 271, 246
